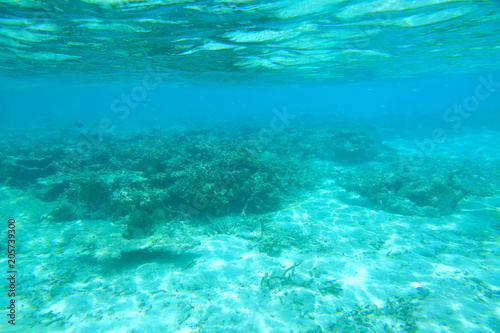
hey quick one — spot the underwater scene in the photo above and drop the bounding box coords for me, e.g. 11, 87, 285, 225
1, 0, 500, 332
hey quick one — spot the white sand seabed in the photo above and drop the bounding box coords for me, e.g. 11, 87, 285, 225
0, 177, 499, 332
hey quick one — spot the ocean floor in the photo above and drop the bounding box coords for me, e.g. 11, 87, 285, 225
0, 131, 499, 333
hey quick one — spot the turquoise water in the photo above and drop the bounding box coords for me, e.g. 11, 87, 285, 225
1, 1, 500, 332
1, 0, 500, 82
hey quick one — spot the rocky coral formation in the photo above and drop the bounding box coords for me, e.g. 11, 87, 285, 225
335, 159, 500, 217
1, 122, 497, 235
1, 128, 320, 239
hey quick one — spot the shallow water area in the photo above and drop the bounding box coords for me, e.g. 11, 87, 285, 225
1, 0, 500, 332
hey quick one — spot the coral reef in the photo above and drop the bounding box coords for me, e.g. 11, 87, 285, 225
1, 128, 320, 239
1, 121, 498, 234
335, 159, 500, 217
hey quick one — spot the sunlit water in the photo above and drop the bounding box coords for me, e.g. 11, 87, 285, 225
1, 0, 500, 82
1, 1, 499, 333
